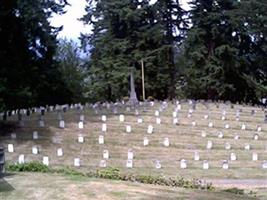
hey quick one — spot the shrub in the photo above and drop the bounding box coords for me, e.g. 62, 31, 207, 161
6, 162, 50, 173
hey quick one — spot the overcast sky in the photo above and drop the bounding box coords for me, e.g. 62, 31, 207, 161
51, 0, 190, 40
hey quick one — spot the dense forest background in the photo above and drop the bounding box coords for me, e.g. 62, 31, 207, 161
0, 0, 266, 112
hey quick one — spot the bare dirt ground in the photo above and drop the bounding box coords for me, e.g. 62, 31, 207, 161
0, 173, 263, 200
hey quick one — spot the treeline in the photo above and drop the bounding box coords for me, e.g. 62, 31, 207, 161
81, 0, 267, 102
0, 0, 266, 112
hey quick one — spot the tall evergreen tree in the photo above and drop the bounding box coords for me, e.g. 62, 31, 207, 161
183, 0, 266, 103
0, 0, 70, 113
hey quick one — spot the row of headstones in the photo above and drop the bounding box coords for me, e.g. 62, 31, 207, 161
7, 142, 267, 163
9, 130, 266, 150
12, 153, 267, 170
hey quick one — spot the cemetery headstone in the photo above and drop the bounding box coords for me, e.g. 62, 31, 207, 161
147, 125, 153, 134
74, 158, 80, 167
32, 146, 38, 155
126, 159, 133, 168
155, 160, 161, 169
99, 160, 107, 168
99, 135, 104, 144
230, 153, 237, 161
8, 144, 14, 153
102, 123, 107, 132
252, 152, 258, 161
203, 160, 209, 169
180, 159, 187, 169
18, 154, 25, 164
11, 133, 16, 139
43, 156, 49, 166
103, 150, 109, 159
222, 160, 229, 169
57, 148, 63, 157
163, 138, 170, 147
194, 151, 200, 161
143, 137, 149, 146
33, 131, 38, 140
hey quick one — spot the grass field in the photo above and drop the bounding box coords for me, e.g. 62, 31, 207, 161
0, 172, 264, 200
1, 101, 267, 180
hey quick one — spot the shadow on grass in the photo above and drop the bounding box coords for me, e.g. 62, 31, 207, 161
0, 173, 15, 192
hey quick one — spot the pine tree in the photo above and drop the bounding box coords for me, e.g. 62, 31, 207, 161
0, 0, 70, 112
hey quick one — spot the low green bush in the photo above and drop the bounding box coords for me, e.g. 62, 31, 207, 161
6, 164, 214, 191
6, 162, 50, 173
223, 188, 244, 195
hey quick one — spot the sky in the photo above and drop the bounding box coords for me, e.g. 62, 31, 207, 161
51, 0, 190, 40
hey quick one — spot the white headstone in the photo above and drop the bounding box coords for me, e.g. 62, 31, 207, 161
206, 141, 213, 149
43, 156, 49, 166
8, 144, 14, 153
204, 115, 209, 119
11, 133, 16, 139
254, 134, 259, 140
59, 120, 65, 129
234, 134, 240, 140
126, 159, 133, 168
102, 123, 107, 132
225, 143, 231, 150
33, 131, 38, 140
230, 153, 237, 161
57, 148, 63, 157
78, 121, 84, 129
78, 135, 84, 143
156, 118, 161, 124
252, 152, 258, 161
143, 137, 149, 146
39, 120, 45, 127
80, 115, 85, 121
126, 125, 132, 133
173, 118, 178, 125
192, 121, 196, 126
18, 154, 25, 164
99, 160, 107, 168
147, 125, 153, 134
155, 110, 159, 117
262, 161, 267, 169
137, 118, 143, 123
257, 126, 262, 132
244, 144, 250, 150
163, 138, 169, 147
99, 135, 104, 144
32, 146, 38, 154
203, 160, 209, 169
187, 113, 192, 118
218, 132, 224, 138
221, 116, 226, 121
172, 111, 177, 118
177, 104, 181, 110
241, 123, 246, 130
225, 124, 230, 129
74, 158, 80, 167
119, 114, 125, 122
103, 150, 109, 159
128, 150, 134, 160
201, 131, 207, 138
208, 122, 213, 128
222, 160, 229, 169
180, 159, 187, 169
101, 115, 107, 122
155, 160, 161, 169
194, 152, 200, 161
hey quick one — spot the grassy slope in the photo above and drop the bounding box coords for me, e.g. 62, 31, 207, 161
0, 173, 261, 200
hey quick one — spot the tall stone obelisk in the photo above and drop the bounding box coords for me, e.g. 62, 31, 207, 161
129, 68, 138, 105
